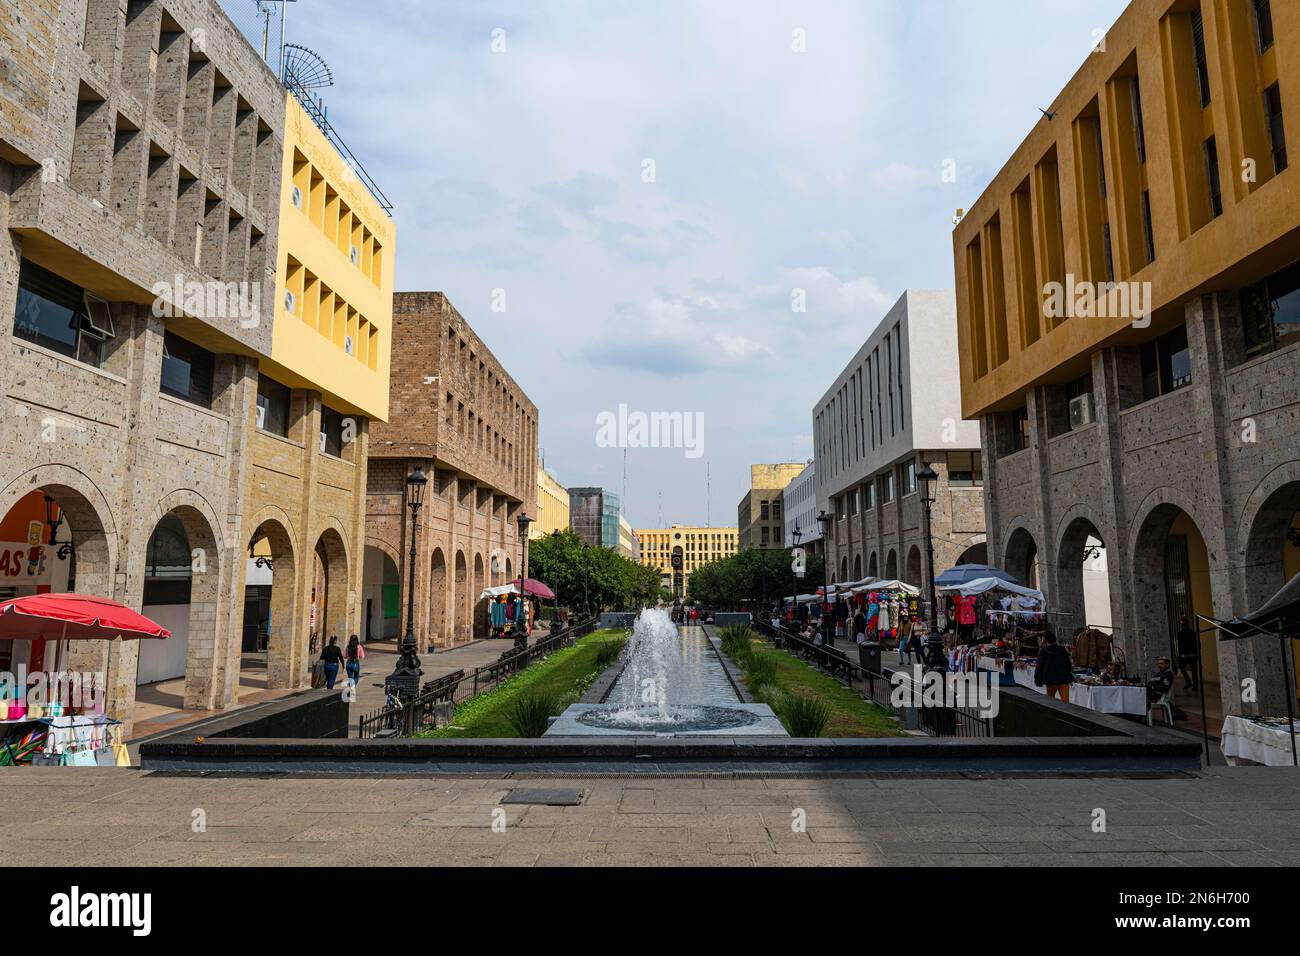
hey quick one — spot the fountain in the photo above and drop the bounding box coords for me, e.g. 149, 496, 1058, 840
545, 607, 788, 736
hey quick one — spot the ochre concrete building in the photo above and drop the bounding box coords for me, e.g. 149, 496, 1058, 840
366, 293, 537, 647
953, 0, 1300, 716
0, 0, 287, 728
738, 464, 805, 550
638, 526, 739, 597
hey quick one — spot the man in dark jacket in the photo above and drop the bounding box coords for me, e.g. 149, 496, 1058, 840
1034, 631, 1074, 702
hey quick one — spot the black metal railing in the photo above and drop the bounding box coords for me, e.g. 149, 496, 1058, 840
748, 618, 993, 739
357, 617, 597, 738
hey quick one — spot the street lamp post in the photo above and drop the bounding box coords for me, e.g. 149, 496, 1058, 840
514, 513, 532, 649
387, 466, 427, 703
816, 510, 833, 644
915, 463, 942, 664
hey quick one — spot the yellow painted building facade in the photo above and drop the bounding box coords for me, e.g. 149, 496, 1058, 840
241, 92, 395, 688
638, 526, 739, 597
532, 466, 570, 538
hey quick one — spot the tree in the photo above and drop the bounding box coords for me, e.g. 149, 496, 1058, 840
526, 529, 656, 613
688, 547, 826, 610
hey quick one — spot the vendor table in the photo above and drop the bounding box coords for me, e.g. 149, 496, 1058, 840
1220, 716, 1300, 767
1003, 660, 1145, 715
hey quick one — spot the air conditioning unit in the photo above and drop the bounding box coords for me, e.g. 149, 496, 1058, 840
283, 290, 296, 315
344, 335, 354, 356
349, 245, 359, 265
1069, 393, 1097, 429
290, 185, 303, 210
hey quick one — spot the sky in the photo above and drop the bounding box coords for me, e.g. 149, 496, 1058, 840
224, 0, 1130, 529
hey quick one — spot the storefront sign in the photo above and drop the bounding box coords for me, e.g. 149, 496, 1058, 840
0, 537, 65, 587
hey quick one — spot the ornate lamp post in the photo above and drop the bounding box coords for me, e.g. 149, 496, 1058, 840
915, 463, 943, 665
816, 510, 833, 643
386, 466, 427, 702
513, 513, 532, 648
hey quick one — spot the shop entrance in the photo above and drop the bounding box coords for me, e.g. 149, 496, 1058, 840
0, 490, 78, 677
245, 519, 296, 688
1242, 479, 1300, 704
362, 544, 399, 644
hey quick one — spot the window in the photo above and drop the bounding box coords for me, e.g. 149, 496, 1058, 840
1013, 407, 1030, 452
1253, 0, 1274, 53
13, 260, 113, 367
160, 332, 215, 407
1203, 136, 1222, 218
864, 481, 875, 510
1131, 76, 1147, 164
1191, 10, 1210, 107
903, 460, 917, 496
319, 406, 345, 457
1264, 83, 1287, 175
256, 375, 291, 437
1141, 191, 1156, 264
1241, 260, 1300, 357
1102, 222, 1115, 282
760, 501, 770, 521
849, 490, 859, 516
948, 452, 984, 488
1140, 325, 1192, 401
880, 472, 895, 504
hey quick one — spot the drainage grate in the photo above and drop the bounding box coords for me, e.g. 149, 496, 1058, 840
500, 788, 585, 806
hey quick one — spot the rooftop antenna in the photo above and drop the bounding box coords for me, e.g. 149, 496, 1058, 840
254, 0, 297, 81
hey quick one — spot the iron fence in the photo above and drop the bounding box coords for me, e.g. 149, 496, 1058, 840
357, 618, 597, 738
748, 618, 993, 738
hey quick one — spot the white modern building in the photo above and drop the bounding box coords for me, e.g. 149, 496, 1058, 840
813, 290, 987, 588
782, 460, 819, 550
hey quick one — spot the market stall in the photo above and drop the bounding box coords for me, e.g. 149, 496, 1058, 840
1221, 716, 1300, 767
1211, 573, 1300, 766
0, 593, 168, 767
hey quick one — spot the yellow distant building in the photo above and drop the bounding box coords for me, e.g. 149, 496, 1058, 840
737, 463, 805, 550
638, 526, 739, 597
533, 465, 570, 538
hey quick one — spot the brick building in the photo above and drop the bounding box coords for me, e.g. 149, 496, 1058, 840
813, 290, 986, 590
366, 293, 537, 647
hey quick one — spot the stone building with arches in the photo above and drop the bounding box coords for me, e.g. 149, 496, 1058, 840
954, 0, 1300, 717
365, 293, 538, 650
0, 0, 394, 732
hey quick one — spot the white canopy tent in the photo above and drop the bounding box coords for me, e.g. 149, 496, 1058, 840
938, 576, 1046, 605
847, 579, 920, 597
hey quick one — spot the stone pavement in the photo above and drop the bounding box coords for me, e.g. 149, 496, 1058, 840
3, 766, 1298, 866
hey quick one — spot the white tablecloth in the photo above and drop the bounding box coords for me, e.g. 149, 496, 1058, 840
1003, 662, 1145, 715
1068, 683, 1147, 715
1220, 716, 1300, 767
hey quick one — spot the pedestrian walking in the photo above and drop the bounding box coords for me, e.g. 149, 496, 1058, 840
320, 635, 344, 690
1033, 631, 1074, 702
345, 633, 364, 687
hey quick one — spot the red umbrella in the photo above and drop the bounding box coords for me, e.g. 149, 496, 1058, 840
521, 578, 556, 600
0, 593, 171, 641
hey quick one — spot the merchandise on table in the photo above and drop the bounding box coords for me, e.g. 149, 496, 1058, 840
1220, 715, 1300, 767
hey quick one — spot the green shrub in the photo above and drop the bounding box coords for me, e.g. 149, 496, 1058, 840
718, 624, 753, 658
741, 651, 777, 687
779, 694, 833, 737
593, 638, 626, 670
752, 683, 785, 710
503, 690, 566, 738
